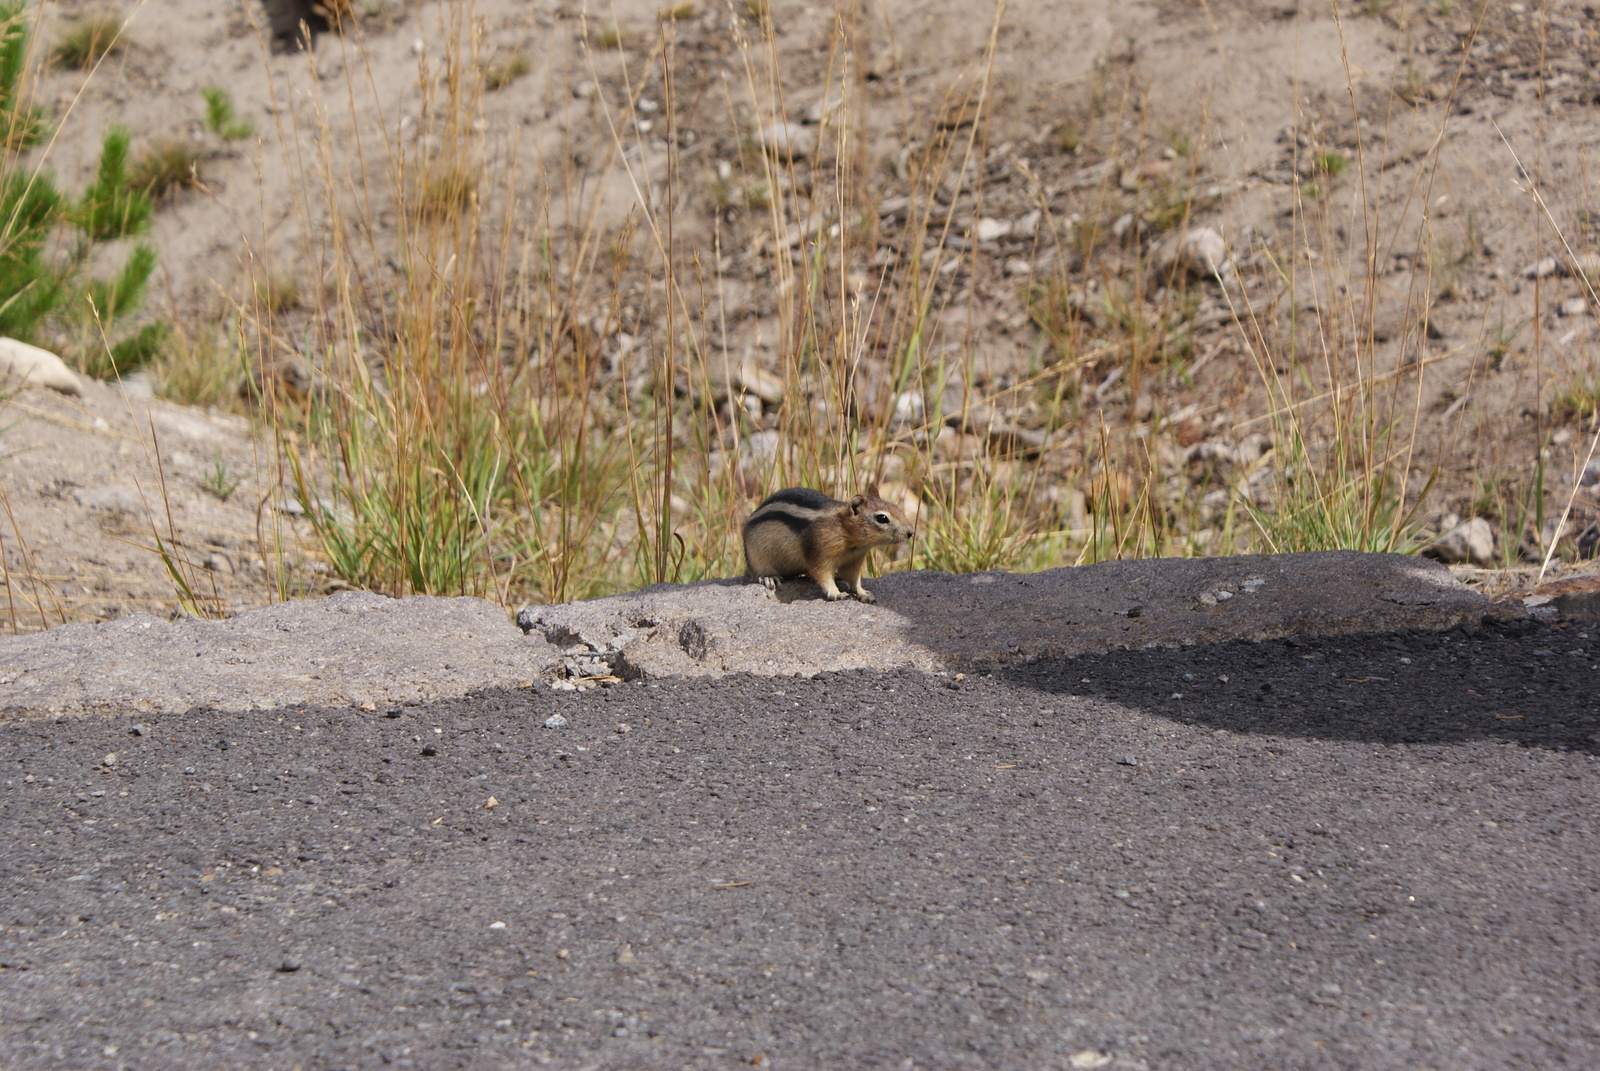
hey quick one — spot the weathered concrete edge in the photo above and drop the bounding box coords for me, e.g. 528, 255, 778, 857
2, 553, 1588, 721
518, 552, 1517, 686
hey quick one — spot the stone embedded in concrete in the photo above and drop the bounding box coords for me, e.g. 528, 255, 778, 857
520, 551, 1489, 679
1519, 573, 1600, 623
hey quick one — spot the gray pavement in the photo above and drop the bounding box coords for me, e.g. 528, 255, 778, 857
2, 616, 1597, 1070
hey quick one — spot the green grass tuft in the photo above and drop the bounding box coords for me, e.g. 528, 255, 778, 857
201, 86, 254, 141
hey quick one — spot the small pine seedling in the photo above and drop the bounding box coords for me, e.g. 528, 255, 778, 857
201, 86, 254, 141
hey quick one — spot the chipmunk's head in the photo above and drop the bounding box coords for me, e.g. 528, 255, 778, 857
848, 490, 913, 547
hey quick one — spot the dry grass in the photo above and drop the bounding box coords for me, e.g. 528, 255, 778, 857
128, 138, 204, 199
238, 0, 1477, 608
53, 10, 122, 70
482, 50, 529, 91
5, 0, 1581, 630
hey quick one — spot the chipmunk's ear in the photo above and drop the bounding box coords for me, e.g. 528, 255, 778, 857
849, 494, 867, 514
864, 481, 881, 498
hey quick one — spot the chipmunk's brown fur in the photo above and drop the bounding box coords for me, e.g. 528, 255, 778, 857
742, 487, 913, 603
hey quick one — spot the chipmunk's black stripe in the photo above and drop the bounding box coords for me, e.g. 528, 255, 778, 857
757, 487, 835, 511
747, 507, 814, 536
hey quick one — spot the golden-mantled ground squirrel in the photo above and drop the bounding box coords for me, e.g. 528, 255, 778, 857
742, 487, 913, 603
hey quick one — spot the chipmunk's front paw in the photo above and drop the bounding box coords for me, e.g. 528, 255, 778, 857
823, 589, 851, 601
854, 588, 877, 604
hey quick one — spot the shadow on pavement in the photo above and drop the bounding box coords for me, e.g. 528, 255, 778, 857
1003, 616, 1600, 755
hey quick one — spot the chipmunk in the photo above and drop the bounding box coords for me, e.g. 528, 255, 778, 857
742, 487, 913, 603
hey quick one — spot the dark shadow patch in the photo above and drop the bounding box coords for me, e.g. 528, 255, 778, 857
1004, 616, 1600, 754
259, 0, 332, 50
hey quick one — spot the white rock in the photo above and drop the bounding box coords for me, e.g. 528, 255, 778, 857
0, 337, 84, 395
744, 429, 780, 465
1428, 517, 1495, 566
891, 390, 925, 426
1571, 251, 1600, 283
1523, 256, 1559, 279
804, 90, 843, 124
1014, 209, 1041, 237
974, 217, 1011, 242
1004, 257, 1033, 276
1156, 226, 1229, 279
755, 122, 817, 161
1559, 297, 1590, 317
737, 359, 784, 405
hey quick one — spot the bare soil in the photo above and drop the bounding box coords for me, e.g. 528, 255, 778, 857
4, 0, 1600, 626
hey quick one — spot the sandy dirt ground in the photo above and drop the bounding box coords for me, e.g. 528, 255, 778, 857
3, 0, 1600, 627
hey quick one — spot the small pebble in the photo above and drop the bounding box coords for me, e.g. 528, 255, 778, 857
277, 959, 300, 973
544, 714, 568, 729
1117, 755, 1139, 766
489, 921, 507, 930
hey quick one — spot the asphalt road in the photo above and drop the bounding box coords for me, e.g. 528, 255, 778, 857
2, 617, 1597, 1071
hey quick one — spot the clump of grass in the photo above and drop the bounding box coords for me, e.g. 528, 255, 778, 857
662, 1, 696, 20
1314, 150, 1347, 177
201, 86, 254, 141
128, 139, 204, 199
595, 24, 623, 49
1052, 119, 1083, 153
1487, 316, 1520, 369
252, 274, 301, 315
1551, 372, 1600, 424
410, 162, 477, 219
254, 0, 1520, 609
153, 324, 244, 409
53, 11, 122, 70
201, 451, 242, 501
483, 51, 530, 91
77, 319, 168, 380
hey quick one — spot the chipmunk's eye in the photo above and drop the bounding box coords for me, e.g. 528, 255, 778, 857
873, 512, 890, 524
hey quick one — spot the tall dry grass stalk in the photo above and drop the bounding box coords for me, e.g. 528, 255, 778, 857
238, 0, 1592, 612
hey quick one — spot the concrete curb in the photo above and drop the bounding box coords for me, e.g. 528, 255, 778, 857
0, 551, 1549, 719
520, 551, 1493, 686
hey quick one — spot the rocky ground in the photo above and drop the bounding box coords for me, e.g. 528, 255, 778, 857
3, 0, 1600, 625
